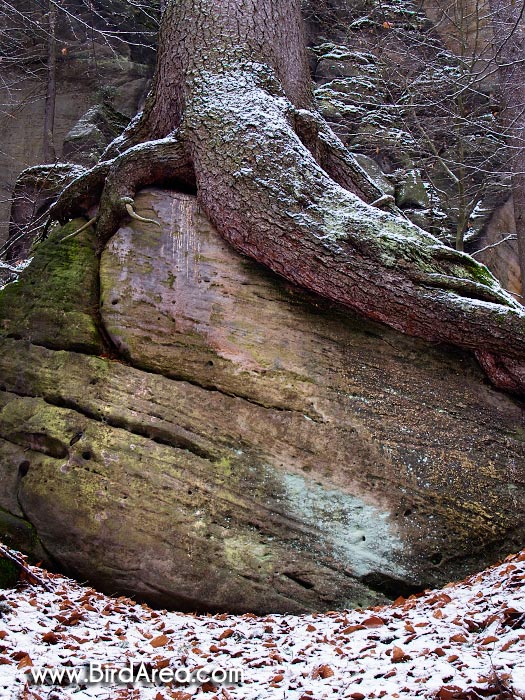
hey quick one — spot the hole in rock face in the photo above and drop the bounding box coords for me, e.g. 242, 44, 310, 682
430, 552, 443, 566
82, 451, 92, 461
207, 360, 214, 366
15, 432, 68, 459
157, 178, 197, 196
18, 461, 30, 478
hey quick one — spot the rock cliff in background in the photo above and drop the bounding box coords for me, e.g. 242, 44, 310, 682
0, 189, 524, 613
0, 0, 156, 249
473, 197, 522, 299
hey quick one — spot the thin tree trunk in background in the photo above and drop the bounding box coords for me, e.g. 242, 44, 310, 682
43, 0, 57, 163
489, 0, 525, 298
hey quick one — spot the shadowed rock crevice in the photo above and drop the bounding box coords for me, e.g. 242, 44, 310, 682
1, 386, 220, 464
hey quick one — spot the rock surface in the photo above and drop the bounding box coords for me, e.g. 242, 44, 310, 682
0, 188, 524, 613
472, 196, 522, 300
0, 36, 152, 248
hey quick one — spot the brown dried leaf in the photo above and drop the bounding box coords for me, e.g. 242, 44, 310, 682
341, 624, 366, 634
17, 654, 32, 669
450, 634, 467, 643
392, 646, 410, 663
150, 634, 169, 648
312, 663, 334, 679
436, 686, 463, 700
41, 632, 60, 644
362, 615, 385, 628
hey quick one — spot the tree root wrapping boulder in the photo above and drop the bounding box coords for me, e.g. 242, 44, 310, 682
46, 0, 525, 397
0, 189, 524, 612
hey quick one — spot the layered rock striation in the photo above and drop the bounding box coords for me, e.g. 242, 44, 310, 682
0, 189, 524, 613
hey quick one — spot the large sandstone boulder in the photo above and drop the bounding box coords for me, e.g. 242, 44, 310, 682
0, 189, 524, 613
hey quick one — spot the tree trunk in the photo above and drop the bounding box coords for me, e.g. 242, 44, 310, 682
49, 0, 525, 395
489, 0, 525, 298
43, 0, 57, 163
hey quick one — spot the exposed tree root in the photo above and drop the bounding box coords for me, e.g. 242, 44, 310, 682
50, 136, 194, 250
122, 198, 161, 226
38, 64, 525, 396
58, 216, 98, 242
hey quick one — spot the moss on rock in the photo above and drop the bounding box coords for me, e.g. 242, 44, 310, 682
0, 222, 104, 354
0, 509, 38, 555
0, 559, 18, 589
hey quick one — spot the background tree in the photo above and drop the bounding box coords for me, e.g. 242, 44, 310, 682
0, 0, 160, 256
43, 0, 57, 162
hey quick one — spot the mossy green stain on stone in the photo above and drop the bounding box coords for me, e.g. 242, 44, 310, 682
0, 559, 19, 589
223, 533, 274, 575
0, 222, 104, 354
0, 508, 38, 553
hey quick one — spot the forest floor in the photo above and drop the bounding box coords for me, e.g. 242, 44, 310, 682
0, 549, 524, 699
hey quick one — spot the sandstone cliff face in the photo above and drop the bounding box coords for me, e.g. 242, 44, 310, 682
0, 189, 524, 613
474, 197, 522, 299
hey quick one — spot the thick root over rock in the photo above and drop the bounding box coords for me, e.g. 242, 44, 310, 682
184, 69, 525, 387
49, 137, 195, 250
42, 64, 525, 395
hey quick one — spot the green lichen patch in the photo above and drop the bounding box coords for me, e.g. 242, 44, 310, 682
0, 222, 104, 354
0, 559, 18, 589
0, 509, 38, 555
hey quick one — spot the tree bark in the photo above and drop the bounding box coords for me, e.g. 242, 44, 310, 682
43, 0, 57, 163
48, 0, 525, 395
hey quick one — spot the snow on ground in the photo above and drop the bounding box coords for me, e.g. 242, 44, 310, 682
0, 550, 524, 699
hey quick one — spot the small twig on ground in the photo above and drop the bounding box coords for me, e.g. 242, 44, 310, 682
0, 543, 54, 592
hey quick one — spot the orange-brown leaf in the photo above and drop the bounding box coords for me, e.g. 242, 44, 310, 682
341, 624, 366, 634
362, 615, 385, 628
449, 634, 467, 643
312, 664, 334, 679
150, 634, 169, 648
17, 654, 32, 669
392, 646, 410, 663
42, 632, 60, 644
